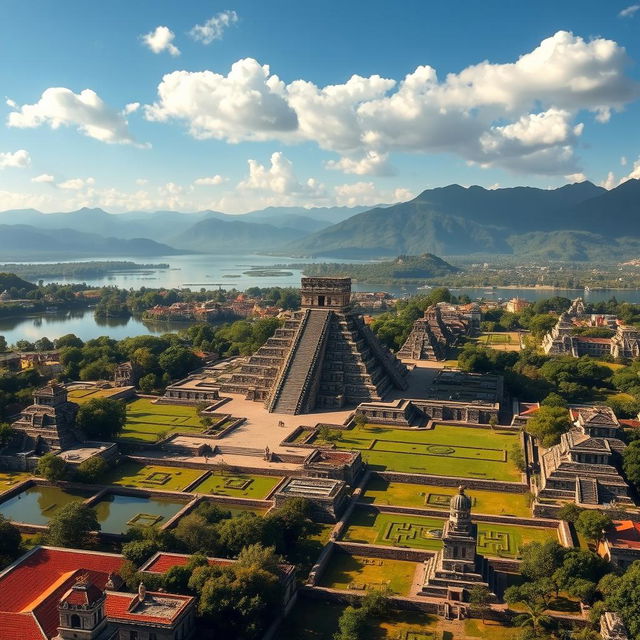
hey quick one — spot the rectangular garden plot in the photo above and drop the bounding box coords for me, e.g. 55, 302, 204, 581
191, 472, 282, 499
319, 550, 419, 596
342, 508, 557, 558
98, 461, 205, 492
361, 477, 531, 517
118, 398, 206, 443
334, 423, 521, 481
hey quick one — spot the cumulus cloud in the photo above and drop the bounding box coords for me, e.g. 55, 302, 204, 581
190, 10, 238, 44
194, 174, 226, 186
142, 26, 180, 56
0, 149, 30, 169
565, 172, 588, 183
58, 177, 95, 190
135, 178, 148, 186
144, 31, 638, 175
333, 182, 413, 207
619, 4, 640, 17
31, 173, 55, 183
603, 156, 640, 188
7, 88, 141, 145
125, 102, 140, 114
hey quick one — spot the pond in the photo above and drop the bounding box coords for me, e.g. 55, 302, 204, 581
0, 484, 93, 526
93, 493, 187, 534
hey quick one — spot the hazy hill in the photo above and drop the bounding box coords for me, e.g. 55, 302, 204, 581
287, 181, 638, 260
0, 225, 180, 260
0, 272, 37, 292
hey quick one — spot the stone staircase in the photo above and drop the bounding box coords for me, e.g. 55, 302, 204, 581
216, 445, 265, 458
577, 476, 599, 505
269, 309, 331, 414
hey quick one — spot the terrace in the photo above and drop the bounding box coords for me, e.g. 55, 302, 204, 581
98, 461, 206, 492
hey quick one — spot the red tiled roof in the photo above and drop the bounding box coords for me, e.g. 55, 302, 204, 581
620, 419, 640, 429
608, 520, 640, 549
2, 612, 44, 640
60, 582, 105, 606
574, 337, 611, 344
105, 591, 192, 625
142, 552, 233, 574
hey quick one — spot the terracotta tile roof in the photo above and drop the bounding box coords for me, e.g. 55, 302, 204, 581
620, 419, 640, 429
60, 582, 105, 607
2, 612, 44, 640
608, 520, 640, 549
574, 337, 611, 344
105, 591, 192, 625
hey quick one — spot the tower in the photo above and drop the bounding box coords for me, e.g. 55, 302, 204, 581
420, 486, 495, 602
56, 579, 108, 640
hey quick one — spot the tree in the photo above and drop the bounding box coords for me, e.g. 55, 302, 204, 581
0, 514, 21, 560
76, 456, 108, 483
122, 539, 159, 566
519, 541, 566, 584
603, 561, 640, 638
623, 440, 640, 490
526, 406, 572, 448
0, 336, 7, 352
575, 510, 612, 543
0, 422, 14, 447
353, 414, 367, 428
76, 398, 126, 440
557, 503, 584, 524
541, 392, 568, 408
35, 452, 67, 481
47, 502, 99, 548
54, 334, 84, 349
34, 337, 54, 351
158, 346, 200, 380
236, 544, 282, 573
469, 584, 492, 622
138, 373, 157, 394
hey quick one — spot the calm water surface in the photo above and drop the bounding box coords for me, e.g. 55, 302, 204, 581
0, 485, 92, 525
93, 493, 185, 534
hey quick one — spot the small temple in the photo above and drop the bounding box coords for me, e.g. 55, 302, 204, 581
420, 486, 495, 602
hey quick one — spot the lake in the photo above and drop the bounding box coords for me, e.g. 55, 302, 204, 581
3, 252, 640, 344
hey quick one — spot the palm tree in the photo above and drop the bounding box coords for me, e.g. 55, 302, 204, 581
514, 600, 553, 635
570, 626, 600, 640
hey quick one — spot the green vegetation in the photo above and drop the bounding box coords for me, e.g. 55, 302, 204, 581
98, 461, 205, 491
191, 472, 282, 499
0, 261, 169, 279
46, 502, 100, 548
342, 508, 556, 557
333, 422, 521, 481
35, 452, 68, 481
67, 387, 128, 402
319, 551, 417, 595
299, 254, 459, 283
118, 398, 205, 442
361, 477, 531, 517
0, 471, 31, 490
76, 397, 127, 440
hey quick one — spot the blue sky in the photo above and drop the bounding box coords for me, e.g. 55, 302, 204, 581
1, 0, 640, 213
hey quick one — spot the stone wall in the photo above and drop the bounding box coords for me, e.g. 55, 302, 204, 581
374, 470, 529, 493
335, 541, 435, 562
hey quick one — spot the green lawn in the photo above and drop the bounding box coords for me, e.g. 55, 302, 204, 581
342, 508, 557, 558
280, 600, 445, 640
191, 472, 282, 499
68, 388, 128, 403
0, 471, 31, 492
361, 477, 531, 517
319, 551, 418, 595
334, 423, 521, 481
464, 620, 518, 640
118, 398, 206, 443
98, 461, 205, 491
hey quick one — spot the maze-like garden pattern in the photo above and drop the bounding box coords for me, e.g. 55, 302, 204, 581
425, 493, 477, 509
383, 521, 443, 545
223, 477, 253, 490
476, 529, 512, 556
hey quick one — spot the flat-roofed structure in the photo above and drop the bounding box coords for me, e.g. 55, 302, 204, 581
160, 373, 221, 405
274, 476, 349, 522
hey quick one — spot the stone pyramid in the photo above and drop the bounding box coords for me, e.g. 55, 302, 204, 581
220, 277, 408, 414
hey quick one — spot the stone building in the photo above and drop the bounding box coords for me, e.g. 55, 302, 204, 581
598, 520, 640, 571
420, 486, 494, 602
161, 373, 221, 405
600, 612, 630, 640
538, 406, 632, 506
113, 361, 142, 387
273, 476, 349, 523
398, 304, 470, 361
220, 277, 407, 414
11, 382, 78, 451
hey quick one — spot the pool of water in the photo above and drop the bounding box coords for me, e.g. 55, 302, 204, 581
93, 493, 186, 534
0, 485, 93, 525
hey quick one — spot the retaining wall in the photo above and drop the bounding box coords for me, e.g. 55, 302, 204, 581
374, 470, 528, 493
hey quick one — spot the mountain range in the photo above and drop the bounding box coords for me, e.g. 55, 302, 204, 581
1, 181, 640, 261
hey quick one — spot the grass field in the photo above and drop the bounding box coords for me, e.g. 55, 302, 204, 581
319, 551, 418, 595
474, 332, 522, 352
0, 472, 31, 492
342, 508, 557, 557
118, 398, 206, 443
191, 472, 282, 499
334, 423, 521, 481
98, 461, 205, 491
68, 387, 128, 403
280, 600, 446, 640
361, 477, 531, 517
464, 620, 518, 640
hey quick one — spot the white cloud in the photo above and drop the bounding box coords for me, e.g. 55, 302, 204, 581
31, 173, 55, 183
621, 156, 628, 166
326, 151, 394, 176
619, 4, 640, 17
7, 88, 141, 145
334, 182, 413, 207
601, 171, 617, 189
58, 177, 95, 190
144, 31, 638, 176
125, 102, 140, 114
135, 178, 148, 186
0, 149, 30, 169
190, 10, 238, 44
565, 172, 587, 183
194, 174, 226, 186
141, 26, 180, 56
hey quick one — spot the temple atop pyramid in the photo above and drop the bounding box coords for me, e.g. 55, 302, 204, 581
220, 277, 408, 414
